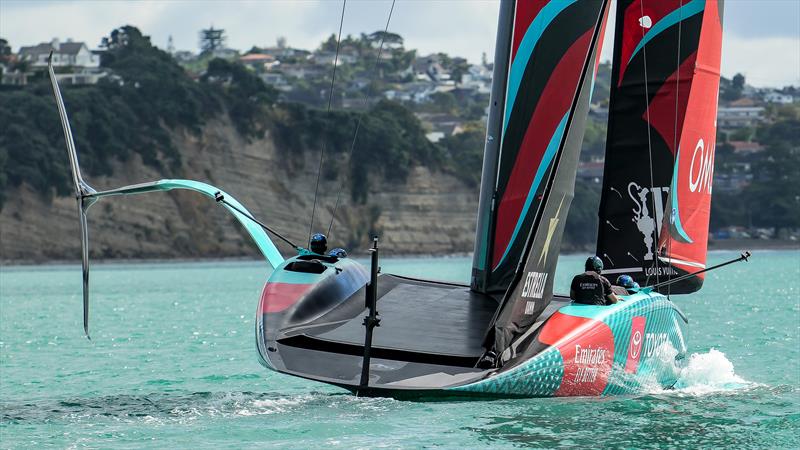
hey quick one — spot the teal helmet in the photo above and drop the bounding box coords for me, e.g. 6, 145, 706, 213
616, 275, 635, 288
328, 247, 347, 258
585, 256, 604, 273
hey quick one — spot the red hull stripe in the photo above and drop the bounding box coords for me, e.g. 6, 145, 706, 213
259, 282, 312, 314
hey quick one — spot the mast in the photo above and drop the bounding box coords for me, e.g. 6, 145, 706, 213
471, 0, 516, 293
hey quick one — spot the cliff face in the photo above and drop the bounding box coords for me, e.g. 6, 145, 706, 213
0, 118, 479, 262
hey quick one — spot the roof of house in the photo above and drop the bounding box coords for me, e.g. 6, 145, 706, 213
728, 140, 765, 153
19, 41, 86, 57
240, 53, 275, 62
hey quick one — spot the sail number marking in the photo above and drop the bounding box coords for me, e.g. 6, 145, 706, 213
689, 138, 714, 194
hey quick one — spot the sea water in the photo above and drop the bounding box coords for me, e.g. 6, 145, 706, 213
1, 251, 798, 448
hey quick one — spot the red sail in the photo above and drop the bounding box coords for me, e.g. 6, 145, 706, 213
596, 0, 724, 293
658, 0, 723, 279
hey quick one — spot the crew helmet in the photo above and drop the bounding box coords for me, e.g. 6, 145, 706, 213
328, 247, 347, 258
310, 233, 328, 255
585, 256, 604, 273
616, 275, 635, 288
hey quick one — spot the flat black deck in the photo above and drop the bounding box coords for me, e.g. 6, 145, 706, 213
278, 275, 499, 366
316, 282, 496, 357
272, 275, 574, 389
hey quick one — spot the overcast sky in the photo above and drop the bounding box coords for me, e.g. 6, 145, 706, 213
2, 0, 798, 87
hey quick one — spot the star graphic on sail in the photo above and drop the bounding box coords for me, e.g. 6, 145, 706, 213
539, 196, 566, 265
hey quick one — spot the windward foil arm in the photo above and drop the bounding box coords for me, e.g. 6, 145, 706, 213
47, 53, 284, 339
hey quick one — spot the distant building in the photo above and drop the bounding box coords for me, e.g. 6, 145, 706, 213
281, 62, 325, 80
18, 38, 100, 69
457, 64, 492, 94
764, 90, 794, 104
258, 46, 310, 61
260, 72, 291, 91
1, 64, 28, 85
173, 50, 197, 63
16, 38, 104, 85
727, 140, 764, 155
717, 106, 764, 129
312, 51, 357, 66
384, 81, 436, 103
240, 53, 276, 71
413, 54, 452, 84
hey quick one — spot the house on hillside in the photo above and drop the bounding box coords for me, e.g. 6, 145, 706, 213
413, 54, 453, 84
19, 38, 100, 69
259, 46, 310, 61
459, 64, 492, 94
260, 72, 291, 91
763, 90, 794, 104
17, 38, 105, 84
727, 140, 764, 155
312, 50, 358, 66
384, 81, 436, 103
717, 106, 764, 129
281, 62, 325, 80
240, 53, 277, 71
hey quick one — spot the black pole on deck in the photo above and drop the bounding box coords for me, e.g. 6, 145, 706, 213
359, 236, 381, 389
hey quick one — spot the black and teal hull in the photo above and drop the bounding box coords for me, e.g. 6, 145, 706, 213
256, 256, 687, 398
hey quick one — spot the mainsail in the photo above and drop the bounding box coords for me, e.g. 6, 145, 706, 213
472, 0, 612, 296
596, 0, 724, 293
482, 0, 611, 360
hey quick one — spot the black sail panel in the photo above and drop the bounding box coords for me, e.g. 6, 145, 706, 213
596, 0, 723, 292
490, 0, 610, 361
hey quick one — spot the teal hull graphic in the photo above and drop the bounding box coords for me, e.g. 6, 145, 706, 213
450, 293, 687, 397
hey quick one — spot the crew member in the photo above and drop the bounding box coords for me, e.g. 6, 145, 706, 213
569, 256, 620, 305
615, 274, 640, 295
328, 247, 347, 258
309, 233, 328, 255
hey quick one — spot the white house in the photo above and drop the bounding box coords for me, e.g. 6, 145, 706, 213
18, 38, 100, 68
764, 90, 794, 104
717, 106, 765, 129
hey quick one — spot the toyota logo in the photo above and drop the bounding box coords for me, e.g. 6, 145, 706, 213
630, 331, 642, 359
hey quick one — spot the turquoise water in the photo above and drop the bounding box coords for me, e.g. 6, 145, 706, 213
1, 251, 798, 448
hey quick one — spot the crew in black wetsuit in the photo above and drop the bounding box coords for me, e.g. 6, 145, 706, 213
570, 256, 620, 305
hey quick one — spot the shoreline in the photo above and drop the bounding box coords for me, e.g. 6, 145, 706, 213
2, 240, 797, 267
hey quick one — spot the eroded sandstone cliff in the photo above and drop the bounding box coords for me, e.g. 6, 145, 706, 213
0, 117, 479, 262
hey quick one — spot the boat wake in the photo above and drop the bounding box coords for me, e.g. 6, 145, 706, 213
669, 348, 755, 395
629, 347, 755, 397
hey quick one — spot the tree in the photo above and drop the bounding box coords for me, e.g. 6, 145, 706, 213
0, 38, 11, 62
321, 34, 338, 52
732, 73, 745, 90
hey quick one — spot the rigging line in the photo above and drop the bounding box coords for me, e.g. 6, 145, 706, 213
668, 0, 683, 300
308, 0, 347, 247
639, 0, 661, 287
326, 0, 397, 239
